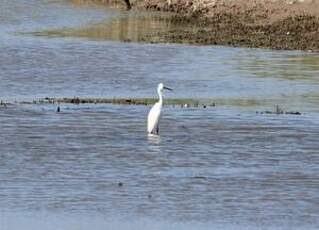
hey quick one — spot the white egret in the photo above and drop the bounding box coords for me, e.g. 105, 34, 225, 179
147, 83, 172, 135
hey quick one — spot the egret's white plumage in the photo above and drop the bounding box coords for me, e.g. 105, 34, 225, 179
147, 101, 162, 134
147, 83, 172, 135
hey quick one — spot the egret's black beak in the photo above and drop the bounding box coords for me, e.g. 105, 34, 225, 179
164, 86, 173, 91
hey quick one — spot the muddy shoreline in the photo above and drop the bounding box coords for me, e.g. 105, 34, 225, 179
147, 14, 319, 51
74, 0, 319, 51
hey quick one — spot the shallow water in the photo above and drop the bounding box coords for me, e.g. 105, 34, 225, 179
0, 0, 319, 229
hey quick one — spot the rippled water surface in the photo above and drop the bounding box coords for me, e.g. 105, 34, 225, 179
1, 0, 319, 229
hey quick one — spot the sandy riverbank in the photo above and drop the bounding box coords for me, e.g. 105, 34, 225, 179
73, 0, 319, 51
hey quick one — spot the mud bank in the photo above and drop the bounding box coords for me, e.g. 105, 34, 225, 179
77, 0, 319, 51
148, 14, 319, 51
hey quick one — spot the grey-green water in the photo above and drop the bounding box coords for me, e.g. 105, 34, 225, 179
0, 0, 319, 229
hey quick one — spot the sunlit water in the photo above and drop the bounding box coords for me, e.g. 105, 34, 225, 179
0, 0, 319, 229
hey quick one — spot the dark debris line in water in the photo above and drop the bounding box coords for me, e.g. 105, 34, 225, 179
0, 97, 302, 115
26, 97, 216, 108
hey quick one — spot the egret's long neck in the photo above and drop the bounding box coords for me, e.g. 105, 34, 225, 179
157, 90, 163, 105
